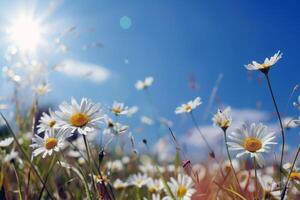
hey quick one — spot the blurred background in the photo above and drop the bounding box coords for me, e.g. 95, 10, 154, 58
0, 0, 299, 161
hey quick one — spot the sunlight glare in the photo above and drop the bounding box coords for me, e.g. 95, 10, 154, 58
8, 16, 41, 52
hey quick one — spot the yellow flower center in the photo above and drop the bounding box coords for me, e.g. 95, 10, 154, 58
184, 105, 192, 112
290, 172, 300, 181
69, 112, 89, 127
148, 187, 157, 193
44, 137, 58, 150
96, 175, 109, 183
177, 185, 187, 198
243, 137, 262, 152
261, 63, 270, 68
48, 120, 56, 128
112, 106, 122, 114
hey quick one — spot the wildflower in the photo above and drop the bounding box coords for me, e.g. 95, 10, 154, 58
103, 117, 128, 136
126, 106, 139, 117
122, 156, 130, 164
93, 174, 110, 185
294, 117, 300, 126
147, 178, 163, 193
257, 174, 281, 199
175, 97, 202, 114
227, 122, 277, 167
245, 51, 282, 71
113, 179, 128, 189
127, 173, 149, 188
30, 129, 70, 158
164, 174, 196, 200
293, 96, 300, 110
212, 107, 232, 130
110, 101, 129, 116
106, 160, 124, 172
37, 109, 58, 133
33, 83, 51, 96
0, 137, 14, 147
135, 76, 154, 90
282, 117, 298, 129
55, 98, 104, 135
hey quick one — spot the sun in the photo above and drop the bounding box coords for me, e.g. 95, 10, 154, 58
7, 15, 42, 52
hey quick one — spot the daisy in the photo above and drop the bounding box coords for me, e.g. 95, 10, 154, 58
33, 83, 51, 96
257, 174, 281, 199
30, 129, 70, 158
0, 137, 14, 147
135, 76, 154, 90
147, 178, 163, 193
164, 174, 196, 200
37, 109, 58, 134
212, 107, 232, 130
175, 97, 202, 114
127, 173, 150, 188
55, 98, 104, 135
110, 101, 129, 116
103, 117, 128, 136
227, 122, 277, 167
245, 51, 282, 71
294, 117, 300, 126
113, 179, 128, 189
282, 117, 298, 129
106, 160, 124, 172
93, 174, 110, 185
140, 116, 154, 125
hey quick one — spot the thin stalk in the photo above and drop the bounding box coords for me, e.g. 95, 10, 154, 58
37, 154, 57, 200
253, 157, 258, 200
223, 129, 243, 193
264, 72, 285, 188
83, 135, 97, 193
281, 146, 300, 200
12, 162, 23, 200
190, 111, 215, 158
0, 112, 53, 199
134, 187, 141, 200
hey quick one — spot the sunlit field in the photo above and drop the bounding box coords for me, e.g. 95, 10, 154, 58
0, 1, 300, 200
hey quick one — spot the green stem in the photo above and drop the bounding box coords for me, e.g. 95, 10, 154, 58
37, 154, 57, 200
281, 146, 300, 200
13, 162, 23, 200
264, 73, 285, 188
135, 187, 141, 200
190, 111, 215, 158
253, 157, 258, 200
223, 130, 243, 193
0, 112, 54, 199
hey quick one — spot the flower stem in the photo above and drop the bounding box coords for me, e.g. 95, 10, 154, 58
190, 111, 215, 158
82, 135, 97, 193
281, 146, 300, 200
12, 162, 23, 200
264, 73, 285, 188
253, 157, 259, 200
37, 154, 57, 200
223, 130, 243, 193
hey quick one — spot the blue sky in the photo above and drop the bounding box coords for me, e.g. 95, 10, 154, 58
0, 1, 299, 154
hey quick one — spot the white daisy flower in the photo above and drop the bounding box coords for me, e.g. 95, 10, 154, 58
110, 101, 129, 116
293, 96, 300, 110
0, 137, 14, 147
106, 160, 124, 172
245, 51, 282, 71
175, 97, 202, 114
164, 174, 196, 200
227, 122, 277, 167
147, 178, 163, 193
113, 179, 128, 189
212, 107, 232, 130
135, 76, 154, 90
294, 117, 300, 126
55, 98, 104, 135
282, 117, 298, 129
127, 173, 150, 188
257, 174, 281, 199
103, 117, 128, 136
33, 83, 51, 96
126, 106, 139, 117
92, 174, 109, 185
30, 129, 70, 158
37, 109, 58, 134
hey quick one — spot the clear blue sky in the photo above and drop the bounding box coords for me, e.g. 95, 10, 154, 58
0, 1, 299, 150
